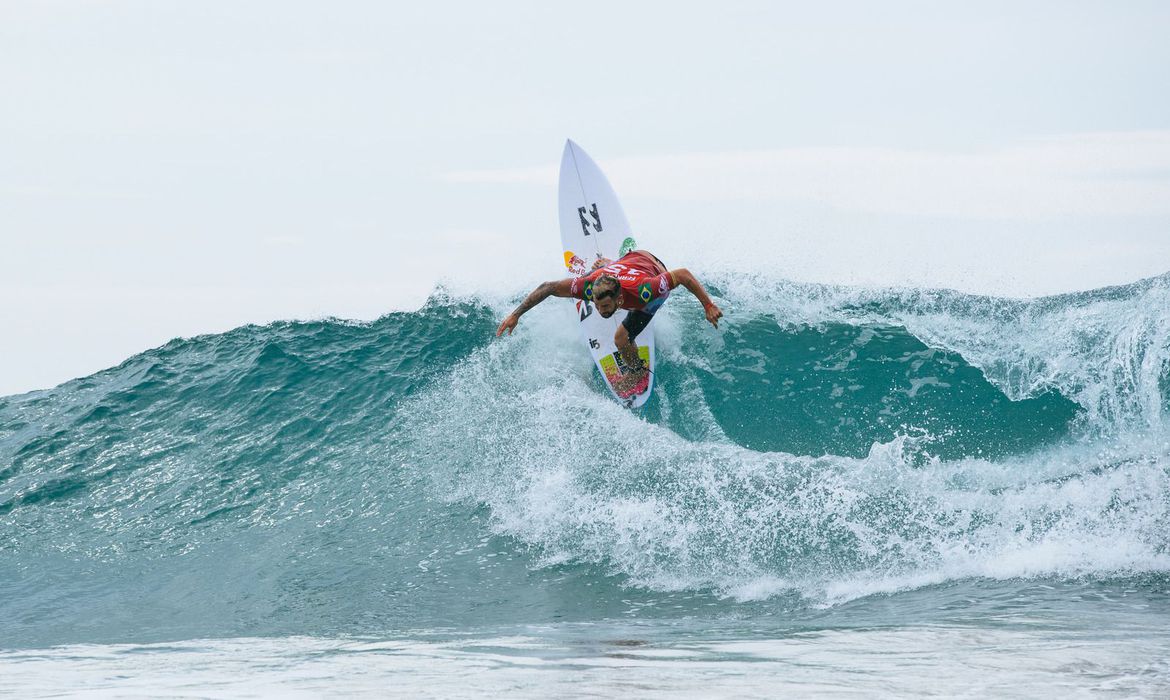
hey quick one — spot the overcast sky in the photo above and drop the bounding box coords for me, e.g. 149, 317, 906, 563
3, 1, 1169, 396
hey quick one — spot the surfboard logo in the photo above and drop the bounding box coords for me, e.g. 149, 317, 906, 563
578, 203, 602, 236
638, 282, 652, 303
564, 250, 587, 275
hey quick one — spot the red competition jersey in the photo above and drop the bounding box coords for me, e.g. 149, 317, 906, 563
569, 251, 677, 311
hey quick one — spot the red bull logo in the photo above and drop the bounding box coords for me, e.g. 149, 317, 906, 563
563, 250, 587, 276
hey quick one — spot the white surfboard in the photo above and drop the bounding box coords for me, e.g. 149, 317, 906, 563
557, 140, 656, 408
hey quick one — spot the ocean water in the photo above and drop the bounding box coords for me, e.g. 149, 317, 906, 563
1, 271, 1168, 697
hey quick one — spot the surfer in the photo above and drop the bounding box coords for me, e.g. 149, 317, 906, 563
495, 250, 723, 391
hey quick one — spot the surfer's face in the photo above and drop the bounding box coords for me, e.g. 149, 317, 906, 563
593, 285, 619, 317
596, 296, 619, 318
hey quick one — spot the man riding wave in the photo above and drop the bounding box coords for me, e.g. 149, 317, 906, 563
495, 250, 723, 393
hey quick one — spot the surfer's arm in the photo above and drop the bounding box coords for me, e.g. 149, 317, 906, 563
669, 268, 723, 329
495, 279, 575, 336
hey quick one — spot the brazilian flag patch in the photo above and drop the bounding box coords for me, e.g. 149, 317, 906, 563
638, 282, 652, 303
583, 280, 594, 300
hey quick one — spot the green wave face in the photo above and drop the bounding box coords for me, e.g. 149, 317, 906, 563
651, 318, 1079, 460
1, 274, 1167, 648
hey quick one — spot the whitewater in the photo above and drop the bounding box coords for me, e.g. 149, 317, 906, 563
1, 270, 1168, 697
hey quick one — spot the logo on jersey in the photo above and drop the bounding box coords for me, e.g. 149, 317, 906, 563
638, 282, 652, 303
658, 276, 669, 295
583, 280, 594, 300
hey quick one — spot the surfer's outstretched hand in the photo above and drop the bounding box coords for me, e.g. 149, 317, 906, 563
496, 314, 519, 337
704, 303, 723, 329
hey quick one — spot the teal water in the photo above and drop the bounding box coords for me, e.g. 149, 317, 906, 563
1, 272, 1168, 694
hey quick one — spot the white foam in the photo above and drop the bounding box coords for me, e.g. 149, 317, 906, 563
399, 295, 1170, 604
4, 626, 1167, 698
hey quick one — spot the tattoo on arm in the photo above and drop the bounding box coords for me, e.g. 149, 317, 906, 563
512, 282, 556, 317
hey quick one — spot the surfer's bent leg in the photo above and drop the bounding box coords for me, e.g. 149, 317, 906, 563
613, 326, 645, 391
620, 296, 665, 345
621, 310, 655, 344
616, 299, 664, 372
614, 323, 641, 372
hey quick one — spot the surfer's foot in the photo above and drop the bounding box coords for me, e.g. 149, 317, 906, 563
615, 369, 649, 397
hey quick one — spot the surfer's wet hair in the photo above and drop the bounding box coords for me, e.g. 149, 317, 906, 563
593, 275, 620, 301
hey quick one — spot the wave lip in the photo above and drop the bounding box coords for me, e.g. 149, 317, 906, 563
708, 269, 1170, 436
